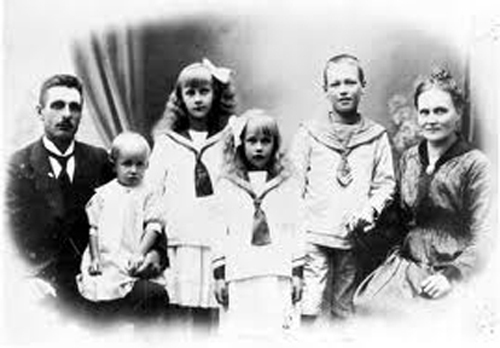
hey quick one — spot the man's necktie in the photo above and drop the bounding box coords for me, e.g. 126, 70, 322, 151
48, 152, 73, 191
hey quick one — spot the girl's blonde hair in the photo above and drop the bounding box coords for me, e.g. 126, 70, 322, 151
152, 61, 236, 137
223, 109, 289, 180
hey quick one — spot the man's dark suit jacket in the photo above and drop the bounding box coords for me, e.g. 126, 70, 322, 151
6, 139, 115, 302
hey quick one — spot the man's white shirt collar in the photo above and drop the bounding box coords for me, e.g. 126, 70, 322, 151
42, 136, 75, 156
42, 136, 76, 180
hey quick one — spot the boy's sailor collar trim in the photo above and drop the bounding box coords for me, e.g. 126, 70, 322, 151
302, 115, 386, 151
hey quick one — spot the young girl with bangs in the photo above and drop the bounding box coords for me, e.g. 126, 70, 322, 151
147, 58, 237, 330
213, 109, 305, 336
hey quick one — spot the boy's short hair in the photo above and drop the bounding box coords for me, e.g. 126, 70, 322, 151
323, 54, 366, 88
39, 74, 84, 107
109, 132, 151, 163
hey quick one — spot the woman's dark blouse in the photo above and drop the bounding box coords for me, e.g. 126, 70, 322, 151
399, 138, 491, 282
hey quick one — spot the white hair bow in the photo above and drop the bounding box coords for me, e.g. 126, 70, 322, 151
202, 58, 232, 84
228, 114, 248, 148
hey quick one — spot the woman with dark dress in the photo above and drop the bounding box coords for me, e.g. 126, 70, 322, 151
354, 69, 492, 315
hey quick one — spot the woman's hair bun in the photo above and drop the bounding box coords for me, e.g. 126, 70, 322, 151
430, 67, 453, 82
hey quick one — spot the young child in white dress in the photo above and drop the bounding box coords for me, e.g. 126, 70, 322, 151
213, 109, 305, 337
77, 132, 169, 322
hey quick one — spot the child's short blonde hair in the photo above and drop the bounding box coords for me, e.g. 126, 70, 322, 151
109, 132, 151, 163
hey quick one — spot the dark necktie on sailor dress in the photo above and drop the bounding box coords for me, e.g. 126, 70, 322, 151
251, 196, 271, 246
194, 153, 214, 197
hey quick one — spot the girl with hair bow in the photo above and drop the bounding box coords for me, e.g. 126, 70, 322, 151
213, 109, 305, 336
147, 58, 237, 331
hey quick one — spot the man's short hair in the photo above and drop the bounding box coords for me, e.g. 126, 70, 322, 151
323, 54, 366, 89
39, 74, 84, 107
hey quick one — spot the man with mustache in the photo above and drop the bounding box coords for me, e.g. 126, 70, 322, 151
290, 54, 396, 323
6, 74, 167, 320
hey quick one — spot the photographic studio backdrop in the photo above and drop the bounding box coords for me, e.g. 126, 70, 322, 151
3, 0, 499, 343
4, 0, 498, 166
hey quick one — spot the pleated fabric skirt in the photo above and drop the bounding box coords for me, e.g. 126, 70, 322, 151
164, 245, 217, 308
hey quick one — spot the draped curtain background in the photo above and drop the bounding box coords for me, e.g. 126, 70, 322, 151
70, 15, 478, 160
72, 18, 231, 146
73, 26, 146, 147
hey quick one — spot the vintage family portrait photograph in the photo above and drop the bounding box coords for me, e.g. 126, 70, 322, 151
1, 0, 499, 346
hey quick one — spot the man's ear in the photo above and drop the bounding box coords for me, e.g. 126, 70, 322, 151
36, 104, 43, 116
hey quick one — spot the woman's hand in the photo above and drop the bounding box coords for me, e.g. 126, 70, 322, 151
420, 273, 452, 299
214, 279, 229, 307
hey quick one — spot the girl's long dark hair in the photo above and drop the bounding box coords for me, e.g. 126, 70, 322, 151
152, 65, 237, 137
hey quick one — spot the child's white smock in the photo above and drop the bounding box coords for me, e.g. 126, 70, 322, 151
77, 180, 165, 301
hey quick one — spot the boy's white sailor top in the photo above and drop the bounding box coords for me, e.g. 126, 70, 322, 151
289, 115, 396, 249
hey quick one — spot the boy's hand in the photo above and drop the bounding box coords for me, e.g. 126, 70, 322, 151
88, 260, 102, 276
420, 273, 452, 299
291, 276, 303, 304
133, 251, 162, 278
214, 279, 229, 307
127, 254, 145, 275
344, 206, 376, 233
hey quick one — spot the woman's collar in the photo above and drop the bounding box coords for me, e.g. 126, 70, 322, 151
418, 134, 474, 170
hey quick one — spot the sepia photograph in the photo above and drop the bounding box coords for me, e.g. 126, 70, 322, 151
1, 0, 499, 346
